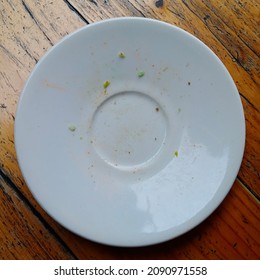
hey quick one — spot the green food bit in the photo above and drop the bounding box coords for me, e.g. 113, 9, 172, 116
118, 52, 125, 58
103, 80, 110, 89
137, 70, 145, 78
174, 150, 179, 157
68, 124, 76, 132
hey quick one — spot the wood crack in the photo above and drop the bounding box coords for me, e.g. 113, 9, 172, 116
21, 0, 54, 46
237, 177, 260, 202
127, 1, 146, 17
0, 71, 17, 93
13, 37, 38, 64
240, 91, 260, 113
167, 6, 186, 21
89, 0, 98, 6
0, 44, 24, 68
63, 0, 90, 24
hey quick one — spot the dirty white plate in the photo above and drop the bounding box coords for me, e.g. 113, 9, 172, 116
15, 18, 245, 247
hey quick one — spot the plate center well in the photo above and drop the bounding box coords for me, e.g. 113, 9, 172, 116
91, 91, 167, 169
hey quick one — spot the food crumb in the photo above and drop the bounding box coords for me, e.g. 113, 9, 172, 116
155, 107, 159, 112
137, 70, 145, 78
68, 124, 76, 132
188, 81, 191, 85
174, 150, 179, 157
118, 52, 125, 58
103, 80, 110, 89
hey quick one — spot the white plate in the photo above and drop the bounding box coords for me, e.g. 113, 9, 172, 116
15, 18, 245, 247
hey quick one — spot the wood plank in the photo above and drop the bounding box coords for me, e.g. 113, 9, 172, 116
0, 173, 75, 259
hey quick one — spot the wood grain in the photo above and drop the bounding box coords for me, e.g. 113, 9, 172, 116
0, 173, 75, 259
186, 0, 259, 86
0, 0, 259, 259
239, 96, 260, 197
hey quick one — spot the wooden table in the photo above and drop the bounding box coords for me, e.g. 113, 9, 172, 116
0, 0, 259, 260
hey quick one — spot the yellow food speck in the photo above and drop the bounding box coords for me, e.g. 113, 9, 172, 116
103, 80, 110, 89
137, 70, 145, 78
174, 150, 178, 157
118, 52, 125, 58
